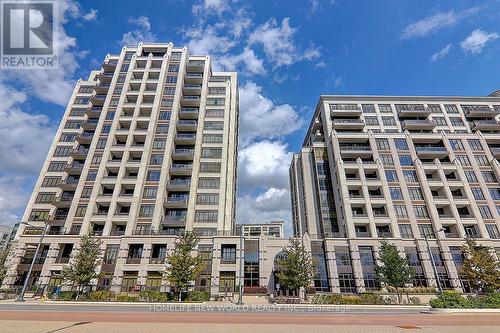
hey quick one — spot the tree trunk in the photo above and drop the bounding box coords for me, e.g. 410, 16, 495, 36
178, 288, 182, 302
76, 285, 81, 300
395, 287, 401, 304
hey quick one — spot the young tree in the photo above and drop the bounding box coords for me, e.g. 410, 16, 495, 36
165, 232, 206, 302
375, 240, 414, 303
460, 237, 500, 294
0, 246, 9, 285
275, 238, 317, 300
61, 234, 103, 298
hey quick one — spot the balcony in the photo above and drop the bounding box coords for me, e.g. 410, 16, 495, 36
339, 145, 373, 158
81, 118, 98, 131
86, 107, 102, 118
397, 108, 431, 118
96, 72, 113, 83
186, 60, 205, 72
178, 108, 199, 119
490, 147, 500, 158
172, 149, 194, 160
76, 131, 94, 144
330, 107, 362, 118
164, 196, 189, 208
415, 146, 448, 159
71, 147, 89, 159
149, 257, 166, 264
181, 95, 200, 107
170, 164, 193, 175
402, 119, 436, 131
175, 133, 196, 145
183, 84, 202, 95
356, 231, 371, 238
58, 178, 79, 190
176, 120, 197, 131
102, 58, 118, 71
161, 215, 187, 227
471, 120, 500, 132
64, 161, 83, 175
332, 119, 365, 130
184, 73, 203, 83
125, 257, 142, 265
167, 179, 191, 191
48, 214, 68, 223
90, 94, 106, 106
94, 83, 110, 94
463, 107, 498, 118
52, 196, 74, 208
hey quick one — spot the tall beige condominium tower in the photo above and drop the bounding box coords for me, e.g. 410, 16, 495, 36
4, 42, 238, 292
290, 94, 500, 293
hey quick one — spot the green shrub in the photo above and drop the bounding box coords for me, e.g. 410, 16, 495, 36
116, 294, 139, 302
467, 293, 500, 309
139, 290, 169, 302
360, 293, 386, 305
57, 291, 78, 301
186, 291, 210, 302
88, 290, 114, 302
430, 291, 470, 308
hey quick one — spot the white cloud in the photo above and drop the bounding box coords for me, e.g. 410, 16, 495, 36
239, 82, 303, 146
184, 25, 235, 55
217, 48, 265, 75
238, 140, 293, 190
193, 0, 231, 16
248, 17, 320, 67
121, 16, 157, 46
401, 7, 479, 40
0, 175, 32, 226
460, 29, 499, 54
82, 8, 98, 21
430, 43, 452, 62
237, 188, 291, 228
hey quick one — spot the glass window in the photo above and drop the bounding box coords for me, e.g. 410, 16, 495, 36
482, 171, 497, 183
418, 224, 434, 237
28, 210, 50, 221
48, 162, 66, 172
408, 187, 424, 200
399, 224, 413, 238
376, 138, 390, 150
465, 171, 478, 183
143, 187, 158, 199
198, 177, 220, 189
394, 138, 409, 150
413, 205, 429, 219
380, 154, 394, 166
42, 176, 61, 187
479, 205, 493, 219
449, 139, 464, 151
486, 225, 500, 239
75, 205, 87, 217
468, 139, 483, 151
146, 170, 161, 181
382, 116, 396, 126
196, 194, 219, 205
390, 187, 403, 200
449, 117, 464, 126
361, 104, 375, 113
403, 170, 418, 182
471, 188, 485, 200
394, 205, 408, 218
489, 188, 500, 200
204, 121, 224, 130
206, 109, 224, 118
385, 170, 398, 182
364, 116, 379, 126
475, 155, 489, 166
444, 104, 459, 113
456, 155, 470, 166
378, 104, 392, 113
139, 205, 154, 217
433, 117, 447, 126
194, 210, 218, 222
399, 155, 413, 166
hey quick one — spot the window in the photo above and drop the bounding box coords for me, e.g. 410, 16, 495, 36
206, 109, 224, 118
361, 104, 375, 113
74, 97, 90, 105
201, 147, 222, 158
152, 138, 166, 149
75, 205, 87, 217
468, 139, 483, 151
408, 187, 424, 200
433, 117, 447, 126
101, 125, 111, 134
418, 224, 434, 237
206, 98, 225, 106
208, 87, 226, 95
86, 170, 97, 181
390, 187, 403, 200
200, 162, 221, 173
35, 192, 56, 204
146, 170, 161, 181
376, 138, 390, 150
427, 104, 442, 113
149, 154, 163, 165
42, 176, 61, 187
449, 139, 464, 151
399, 224, 413, 238
382, 116, 396, 126
194, 210, 218, 222
28, 210, 50, 221
394, 138, 409, 150
120, 64, 129, 72
455, 155, 470, 166
53, 146, 72, 157
475, 155, 489, 166
380, 154, 394, 166
143, 187, 158, 199
490, 188, 500, 200
59, 133, 76, 142
159, 111, 171, 120
198, 177, 220, 189
399, 155, 413, 166
168, 64, 179, 72
378, 104, 392, 113
394, 205, 408, 218
196, 193, 219, 205
465, 171, 478, 183
486, 224, 500, 239
105, 111, 115, 120
165, 76, 177, 84
69, 108, 86, 116
385, 170, 398, 182
449, 117, 464, 126
204, 121, 224, 130
48, 162, 66, 172
403, 170, 418, 182
109, 98, 119, 107
413, 205, 429, 219
156, 124, 169, 134
471, 188, 485, 200
64, 120, 81, 129
81, 187, 92, 198
444, 104, 459, 113
139, 205, 154, 217
203, 134, 223, 143
364, 116, 378, 126
479, 205, 493, 219
482, 171, 497, 183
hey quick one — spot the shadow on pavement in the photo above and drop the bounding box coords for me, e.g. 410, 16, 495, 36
44, 321, 92, 333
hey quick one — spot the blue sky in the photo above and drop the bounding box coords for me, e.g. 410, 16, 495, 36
1, 0, 500, 233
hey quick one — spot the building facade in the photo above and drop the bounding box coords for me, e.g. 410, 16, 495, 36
290, 94, 500, 293
0, 225, 14, 250
2, 42, 242, 295
241, 221, 285, 238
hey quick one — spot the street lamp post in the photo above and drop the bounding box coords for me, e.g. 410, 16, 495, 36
423, 228, 445, 294
16, 222, 50, 302
236, 225, 244, 305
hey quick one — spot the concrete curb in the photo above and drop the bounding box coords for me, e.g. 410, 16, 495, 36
422, 308, 500, 314
41, 300, 208, 306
